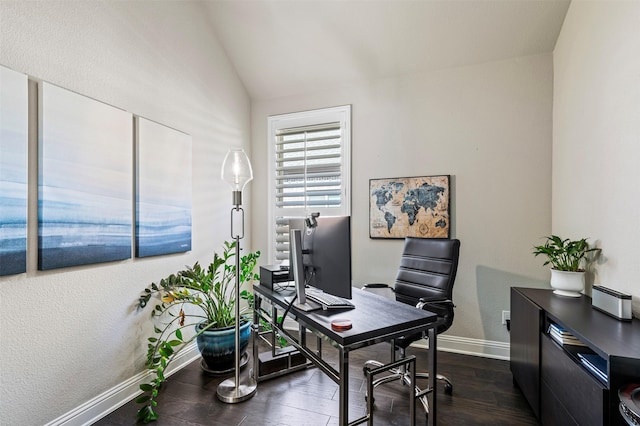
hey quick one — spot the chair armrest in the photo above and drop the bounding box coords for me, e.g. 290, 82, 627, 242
416, 297, 455, 310
363, 283, 394, 291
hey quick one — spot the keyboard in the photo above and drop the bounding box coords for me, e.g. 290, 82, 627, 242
306, 289, 355, 310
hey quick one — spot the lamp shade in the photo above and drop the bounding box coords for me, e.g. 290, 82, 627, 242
221, 148, 253, 192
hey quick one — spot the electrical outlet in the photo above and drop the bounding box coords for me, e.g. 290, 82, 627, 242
502, 310, 511, 325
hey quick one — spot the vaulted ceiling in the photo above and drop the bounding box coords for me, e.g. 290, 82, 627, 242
204, 0, 571, 100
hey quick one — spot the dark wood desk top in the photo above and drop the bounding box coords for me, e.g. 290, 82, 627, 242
515, 287, 640, 360
254, 284, 438, 348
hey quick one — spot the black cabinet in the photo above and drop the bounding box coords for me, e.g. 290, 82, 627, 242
510, 289, 542, 418
511, 287, 640, 425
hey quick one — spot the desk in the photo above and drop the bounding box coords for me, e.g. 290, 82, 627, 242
252, 284, 439, 426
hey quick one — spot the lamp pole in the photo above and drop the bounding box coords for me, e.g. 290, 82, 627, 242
217, 149, 257, 403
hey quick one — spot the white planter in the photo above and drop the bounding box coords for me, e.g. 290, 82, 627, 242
550, 269, 585, 297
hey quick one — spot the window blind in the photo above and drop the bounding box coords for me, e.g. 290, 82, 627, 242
275, 122, 342, 208
274, 122, 343, 261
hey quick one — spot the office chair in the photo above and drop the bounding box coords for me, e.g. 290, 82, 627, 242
363, 237, 460, 415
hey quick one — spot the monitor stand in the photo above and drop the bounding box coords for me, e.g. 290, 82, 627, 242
289, 229, 321, 312
284, 295, 321, 312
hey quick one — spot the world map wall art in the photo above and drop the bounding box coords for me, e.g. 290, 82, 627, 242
369, 175, 450, 239
38, 82, 133, 270
0, 66, 28, 276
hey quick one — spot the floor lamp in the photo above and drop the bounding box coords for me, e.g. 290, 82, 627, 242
217, 148, 257, 403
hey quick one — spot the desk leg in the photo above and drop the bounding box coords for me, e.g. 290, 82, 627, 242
339, 347, 349, 425
271, 305, 278, 354
253, 293, 261, 382
300, 323, 307, 347
427, 327, 437, 426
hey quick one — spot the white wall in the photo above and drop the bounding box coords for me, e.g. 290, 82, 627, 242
251, 54, 553, 347
0, 2, 251, 425
553, 1, 640, 314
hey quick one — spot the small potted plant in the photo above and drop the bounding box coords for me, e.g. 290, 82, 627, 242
532, 235, 598, 297
135, 240, 260, 423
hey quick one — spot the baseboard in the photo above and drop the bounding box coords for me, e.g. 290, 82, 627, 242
47, 334, 509, 425
411, 335, 510, 361
44, 342, 201, 426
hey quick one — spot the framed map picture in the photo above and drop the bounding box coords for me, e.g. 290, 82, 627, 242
369, 175, 450, 239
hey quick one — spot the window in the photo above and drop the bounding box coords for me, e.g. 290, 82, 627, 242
267, 105, 351, 263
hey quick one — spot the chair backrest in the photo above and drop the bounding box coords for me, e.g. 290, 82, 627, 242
394, 237, 461, 334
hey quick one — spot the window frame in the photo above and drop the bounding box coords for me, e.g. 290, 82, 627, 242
267, 105, 351, 263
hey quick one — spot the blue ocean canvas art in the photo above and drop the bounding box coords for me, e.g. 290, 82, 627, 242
38, 82, 133, 270
135, 118, 192, 257
0, 66, 28, 276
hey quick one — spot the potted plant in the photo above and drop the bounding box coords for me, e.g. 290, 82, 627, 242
135, 240, 260, 423
532, 235, 598, 297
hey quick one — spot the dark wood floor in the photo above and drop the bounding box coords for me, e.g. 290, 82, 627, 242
96, 340, 538, 426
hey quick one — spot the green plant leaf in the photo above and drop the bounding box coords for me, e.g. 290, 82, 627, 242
135, 395, 151, 403
158, 346, 174, 357
144, 407, 158, 423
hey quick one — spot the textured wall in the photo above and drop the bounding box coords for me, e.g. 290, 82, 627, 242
553, 1, 640, 313
0, 2, 250, 424
251, 54, 553, 346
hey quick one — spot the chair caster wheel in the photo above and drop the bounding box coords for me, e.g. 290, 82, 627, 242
444, 383, 453, 395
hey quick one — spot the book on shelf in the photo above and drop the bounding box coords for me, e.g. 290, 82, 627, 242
578, 353, 608, 382
548, 323, 570, 335
547, 323, 587, 347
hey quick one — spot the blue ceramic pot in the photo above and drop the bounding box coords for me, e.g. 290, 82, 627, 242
196, 319, 251, 371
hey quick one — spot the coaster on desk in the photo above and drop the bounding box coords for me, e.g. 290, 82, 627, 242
331, 318, 352, 331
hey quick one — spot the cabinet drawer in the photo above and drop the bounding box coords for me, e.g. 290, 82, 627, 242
541, 335, 607, 426
540, 380, 578, 426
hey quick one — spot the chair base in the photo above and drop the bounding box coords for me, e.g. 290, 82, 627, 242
363, 358, 452, 415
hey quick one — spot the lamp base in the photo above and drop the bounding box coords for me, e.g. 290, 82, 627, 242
216, 374, 257, 403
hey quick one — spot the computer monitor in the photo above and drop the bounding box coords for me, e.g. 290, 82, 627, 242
288, 215, 352, 299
